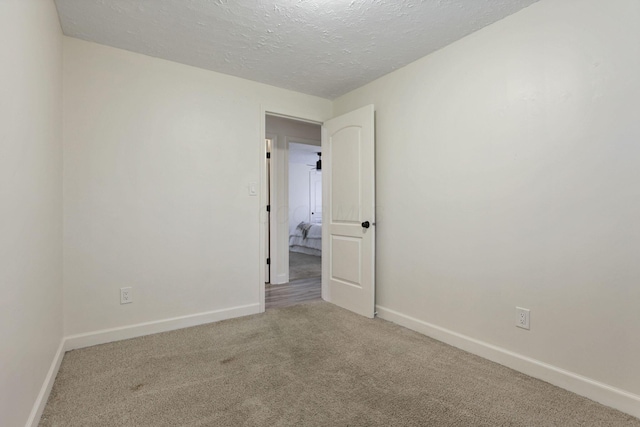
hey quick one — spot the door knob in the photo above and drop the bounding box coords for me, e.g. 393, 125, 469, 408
361, 221, 370, 229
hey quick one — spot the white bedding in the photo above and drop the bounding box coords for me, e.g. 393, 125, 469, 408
289, 222, 322, 256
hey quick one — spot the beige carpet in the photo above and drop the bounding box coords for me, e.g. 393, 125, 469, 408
40, 302, 639, 426
289, 251, 321, 281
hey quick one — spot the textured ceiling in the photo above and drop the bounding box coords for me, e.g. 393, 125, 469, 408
55, 0, 539, 99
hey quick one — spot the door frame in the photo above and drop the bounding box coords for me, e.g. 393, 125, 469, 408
259, 106, 325, 313
272, 135, 321, 286
264, 134, 275, 284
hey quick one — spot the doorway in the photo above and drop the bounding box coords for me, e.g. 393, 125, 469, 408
288, 142, 322, 281
260, 105, 376, 317
264, 114, 323, 309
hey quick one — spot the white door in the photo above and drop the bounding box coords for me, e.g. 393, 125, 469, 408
321, 105, 375, 318
309, 170, 322, 224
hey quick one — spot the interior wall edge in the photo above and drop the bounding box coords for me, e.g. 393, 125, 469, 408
24, 339, 65, 427
376, 305, 640, 419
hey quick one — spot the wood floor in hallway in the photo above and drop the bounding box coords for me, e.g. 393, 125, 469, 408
266, 277, 321, 309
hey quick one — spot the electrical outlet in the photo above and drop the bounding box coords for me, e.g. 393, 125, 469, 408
516, 307, 530, 330
120, 287, 132, 304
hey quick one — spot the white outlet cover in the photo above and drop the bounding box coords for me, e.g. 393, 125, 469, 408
120, 287, 132, 304
516, 307, 530, 330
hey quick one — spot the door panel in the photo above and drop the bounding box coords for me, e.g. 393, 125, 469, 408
330, 236, 362, 286
322, 105, 375, 318
331, 128, 361, 223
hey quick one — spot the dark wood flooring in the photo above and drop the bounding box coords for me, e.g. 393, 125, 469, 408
266, 276, 321, 309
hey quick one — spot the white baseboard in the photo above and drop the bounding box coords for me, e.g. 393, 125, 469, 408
65, 303, 261, 351
25, 339, 65, 427
376, 305, 640, 419
272, 273, 289, 285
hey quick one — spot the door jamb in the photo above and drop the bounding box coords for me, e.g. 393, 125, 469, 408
265, 134, 275, 284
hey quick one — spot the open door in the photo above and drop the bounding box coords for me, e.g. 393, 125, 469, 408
322, 105, 375, 318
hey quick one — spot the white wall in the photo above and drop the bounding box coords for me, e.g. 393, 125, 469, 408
289, 145, 322, 232
0, 1, 63, 426
266, 116, 322, 141
265, 116, 321, 283
63, 38, 331, 336
334, 0, 640, 409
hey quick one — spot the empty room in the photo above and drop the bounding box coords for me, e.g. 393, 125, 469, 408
1, 0, 639, 426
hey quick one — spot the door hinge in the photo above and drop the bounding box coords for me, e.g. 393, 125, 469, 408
266, 258, 271, 265
266, 152, 271, 159
266, 205, 270, 212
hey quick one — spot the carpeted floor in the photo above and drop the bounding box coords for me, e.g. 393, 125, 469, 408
40, 302, 639, 426
289, 251, 321, 281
